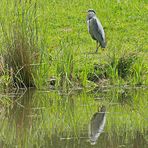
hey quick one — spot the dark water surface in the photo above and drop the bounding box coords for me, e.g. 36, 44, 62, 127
0, 87, 148, 148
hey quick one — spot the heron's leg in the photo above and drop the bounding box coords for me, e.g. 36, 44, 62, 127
95, 41, 99, 53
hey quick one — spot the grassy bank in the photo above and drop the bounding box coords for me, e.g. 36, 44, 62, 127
0, 0, 148, 90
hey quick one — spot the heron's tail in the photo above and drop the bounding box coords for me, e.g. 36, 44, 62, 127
100, 41, 106, 48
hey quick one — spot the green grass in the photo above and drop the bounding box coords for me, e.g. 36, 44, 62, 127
0, 0, 148, 90
0, 2, 147, 147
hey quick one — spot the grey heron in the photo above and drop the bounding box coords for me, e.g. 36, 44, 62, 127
87, 9, 106, 52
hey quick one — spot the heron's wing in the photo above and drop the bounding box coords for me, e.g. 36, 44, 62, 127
93, 17, 105, 40
92, 17, 106, 48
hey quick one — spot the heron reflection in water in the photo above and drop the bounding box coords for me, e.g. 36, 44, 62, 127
88, 106, 106, 145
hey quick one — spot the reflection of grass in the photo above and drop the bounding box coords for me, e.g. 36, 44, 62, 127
0, 88, 148, 147
0, 0, 147, 90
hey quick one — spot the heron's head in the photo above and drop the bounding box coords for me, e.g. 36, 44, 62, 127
87, 9, 96, 20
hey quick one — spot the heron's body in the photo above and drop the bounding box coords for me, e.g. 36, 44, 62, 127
87, 10, 106, 52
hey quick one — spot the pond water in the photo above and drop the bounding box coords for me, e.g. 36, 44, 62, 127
0, 87, 148, 148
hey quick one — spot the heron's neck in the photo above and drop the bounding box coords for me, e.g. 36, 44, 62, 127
87, 14, 95, 20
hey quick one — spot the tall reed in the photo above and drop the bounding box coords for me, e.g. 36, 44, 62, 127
1, 0, 39, 88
